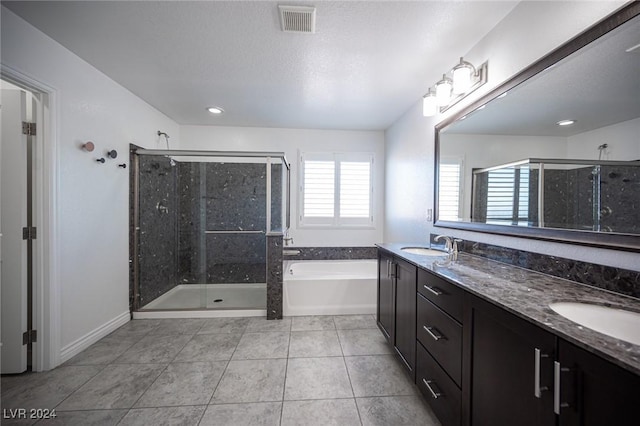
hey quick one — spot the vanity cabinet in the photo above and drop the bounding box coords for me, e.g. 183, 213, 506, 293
394, 258, 417, 376
467, 294, 556, 426
556, 339, 639, 426
416, 268, 463, 426
376, 248, 639, 426
377, 251, 395, 343
376, 251, 416, 378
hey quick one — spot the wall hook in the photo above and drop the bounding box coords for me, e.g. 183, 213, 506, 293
82, 141, 95, 152
107, 150, 118, 159
96, 158, 105, 164
118, 163, 127, 169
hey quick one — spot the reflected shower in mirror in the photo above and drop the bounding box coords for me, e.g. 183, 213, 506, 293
435, 4, 640, 250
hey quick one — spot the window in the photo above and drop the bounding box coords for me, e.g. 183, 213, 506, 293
486, 166, 530, 225
438, 159, 462, 221
300, 152, 374, 226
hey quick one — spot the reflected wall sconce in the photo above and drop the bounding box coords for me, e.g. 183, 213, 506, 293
423, 57, 488, 117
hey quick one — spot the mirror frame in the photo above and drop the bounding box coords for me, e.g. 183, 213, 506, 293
434, 2, 640, 252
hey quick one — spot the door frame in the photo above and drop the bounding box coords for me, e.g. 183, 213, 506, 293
2, 65, 60, 371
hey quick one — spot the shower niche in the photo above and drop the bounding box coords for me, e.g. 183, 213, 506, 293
130, 147, 290, 315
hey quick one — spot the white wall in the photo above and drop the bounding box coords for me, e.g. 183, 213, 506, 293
384, 1, 640, 271
179, 125, 385, 247
1, 7, 180, 363
567, 117, 640, 161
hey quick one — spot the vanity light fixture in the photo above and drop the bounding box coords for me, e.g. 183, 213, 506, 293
557, 119, 576, 126
422, 57, 488, 117
207, 106, 225, 115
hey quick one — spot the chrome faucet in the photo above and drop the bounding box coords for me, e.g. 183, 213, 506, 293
434, 235, 462, 257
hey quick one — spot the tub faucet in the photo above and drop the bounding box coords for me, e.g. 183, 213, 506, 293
283, 230, 294, 246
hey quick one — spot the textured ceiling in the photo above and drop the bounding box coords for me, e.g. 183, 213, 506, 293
4, 1, 519, 130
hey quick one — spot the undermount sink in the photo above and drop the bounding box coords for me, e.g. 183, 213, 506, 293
549, 302, 640, 346
400, 247, 448, 256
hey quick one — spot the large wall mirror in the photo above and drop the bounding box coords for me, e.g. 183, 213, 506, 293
435, 3, 640, 252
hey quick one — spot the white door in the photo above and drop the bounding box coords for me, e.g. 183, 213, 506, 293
1, 88, 29, 374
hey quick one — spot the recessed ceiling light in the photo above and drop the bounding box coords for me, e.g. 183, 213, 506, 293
207, 106, 224, 115
556, 119, 575, 126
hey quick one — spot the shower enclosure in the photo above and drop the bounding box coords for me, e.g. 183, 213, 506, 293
472, 158, 639, 233
130, 148, 290, 316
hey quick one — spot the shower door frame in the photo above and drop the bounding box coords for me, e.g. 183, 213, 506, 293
130, 148, 290, 312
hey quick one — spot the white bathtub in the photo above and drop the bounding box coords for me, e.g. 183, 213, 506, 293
283, 259, 378, 316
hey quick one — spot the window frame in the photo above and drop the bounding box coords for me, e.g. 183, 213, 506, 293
298, 151, 375, 228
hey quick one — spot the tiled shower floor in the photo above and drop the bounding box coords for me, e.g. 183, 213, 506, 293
0, 315, 440, 426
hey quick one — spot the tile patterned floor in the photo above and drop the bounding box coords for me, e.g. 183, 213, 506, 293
1, 315, 440, 426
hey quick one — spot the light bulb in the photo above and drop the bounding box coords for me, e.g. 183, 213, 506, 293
452, 57, 475, 94
435, 75, 452, 107
423, 91, 437, 117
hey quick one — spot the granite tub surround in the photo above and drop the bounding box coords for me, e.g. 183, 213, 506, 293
267, 233, 283, 320
282, 246, 377, 260
377, 243, 640, 375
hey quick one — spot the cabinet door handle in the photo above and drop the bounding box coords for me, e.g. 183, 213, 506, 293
554, 361, 571, 414
534, 348, 549, 398
423, 285, 443, 296
422, 379, 443, 399
424, 326, 445, 341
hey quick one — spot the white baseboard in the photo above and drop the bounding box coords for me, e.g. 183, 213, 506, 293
59, 311, 130, 364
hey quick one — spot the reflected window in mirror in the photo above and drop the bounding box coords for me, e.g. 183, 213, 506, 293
438, 157, 463, 221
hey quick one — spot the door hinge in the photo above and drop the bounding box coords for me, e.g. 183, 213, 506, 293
22, 226, 37, 240
22, 330, 38, 345
22, 121, 37, 136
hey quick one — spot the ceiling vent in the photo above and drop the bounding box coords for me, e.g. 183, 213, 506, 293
278, 5, 316, 34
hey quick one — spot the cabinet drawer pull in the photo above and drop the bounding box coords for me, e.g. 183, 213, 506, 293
424, 326, 445, 341
553, 361, 571, 414
534, 348, 549, 398
423, 285, 443, 296
422, 379, 443, 399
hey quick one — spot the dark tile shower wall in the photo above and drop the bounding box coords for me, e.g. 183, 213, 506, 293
136, 159, 283, 307
475, 165, 638, 234
203, 163, 269, 283
137, 155, 178, 306
599, 165, 640, 234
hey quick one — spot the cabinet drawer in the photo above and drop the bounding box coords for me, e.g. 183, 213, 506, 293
418, 268, 463, 322
417, 294, 462, 386
417, 342, 461, 426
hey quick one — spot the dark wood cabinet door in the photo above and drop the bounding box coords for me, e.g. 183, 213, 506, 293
557, 339, 640, 426
394, 258, 417, 377
468, 295, 555, 426
377, 252, 395, 344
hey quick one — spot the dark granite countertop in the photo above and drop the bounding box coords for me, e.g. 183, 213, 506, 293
376, 243, 640, 376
